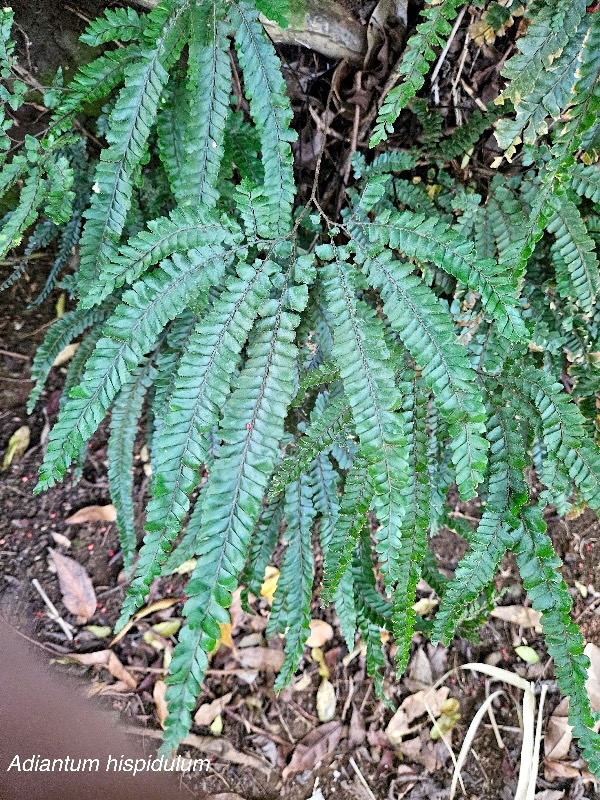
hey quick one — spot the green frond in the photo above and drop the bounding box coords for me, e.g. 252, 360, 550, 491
547, 195, 599, 313
391, 375, 429, 674
291, 361, 339, 408
76, 1, 190, 303
362, 210, 527, 341
255, 0, 294, 28
370, 0, 464, 146
28, 306, 109, 413
321, 456, 373, 605
177, 1, 231, 209
240, 500, 283, 605
230, 0, 296, 236
37, 243, 233, 491
570, 162, 600, 203
51, 46, 141, 131
273, 475, 316, 690
0, 169, 46, 260
161, 480, 208, 575
131, 259, 276, 605
160, 302, 300, 750
270, 394, 351, 498
155, 71, 187, 200
356, 246, 488, 500
80, 6, 144, 47
437, 106, 500, 161
320, 246, 408, 582
108, 358, 156, 573
515, 505, 600, 776
495, 20, 587, 152
86, 207, 239, 307
45, 156, 75, 225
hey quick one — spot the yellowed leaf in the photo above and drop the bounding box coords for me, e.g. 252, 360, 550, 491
110, 597, 179, 645
49, 548, 97, 621
195, 692, 233, 727
413, 597, 439, 616
84, 625, 111, 638
173, 558, 197, 575
152, 619, 181, 638
430, 697, 461, 740
65, 504, 117, 524
515, 645, 540, 664
52, 343, 79, 367
2, 425, 30, 471
491, 605, 543, 632
153, 679, 168, 728
316, 679, 336, 722
260, 565, 279, 604
210, 714, 223, 735
306, 619, 334, 648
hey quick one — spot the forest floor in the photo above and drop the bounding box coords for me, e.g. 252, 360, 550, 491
1, 2, 600, 799
1, 257, 599, 800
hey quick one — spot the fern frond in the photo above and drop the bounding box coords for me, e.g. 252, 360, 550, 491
370, 0, 464, 146
160, 302, 300, 750
391, 374, 429, 673
270, 394, 351, 498
291, 361, 339, 408
37, 243, 233, 490
320, 245, 408, 584
240, 499, 283, 604
321, 456, 372, 605
356, 246, 488, 500
547, 195, 599, 312
133, 259, 275, 603
273, 475, 316, 690
108, 358, 156, 573
570, 162, 600, 203
86, 207, 239, 307
515, 505, 600, 775
80, 7, 144, 47
230, 0, 296, 236
155, 70, 187, 200
0, 169, 46, 260
76, 1, 190, 304
177, 1, 231, 209
27, 307, 109, 413
358, 210, 527, 340
161, 481, 208, 576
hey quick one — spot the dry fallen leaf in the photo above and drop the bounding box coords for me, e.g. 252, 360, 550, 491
65, 504, 117, 524
386, 687, 449, 745
306, 619, 334, 648
236, 646, 285, 672
1, 425, 30, 471
282, 721, 342, 780
316, 679, 336, 722
413, 597, 439, 616
51, 532, 71, 548
544, 698, 572, 762
584, 642, 600, 711
52, 342, 79, 367
534, 791, 565, 800
65, 649, 137, 689
49, 548, 97, 621
397, 727, 452, 771
195, 692, 234, 727
153, 679, 168, 728
491, 605, 543, 632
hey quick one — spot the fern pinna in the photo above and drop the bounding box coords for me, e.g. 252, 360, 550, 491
1, 0, 600, 768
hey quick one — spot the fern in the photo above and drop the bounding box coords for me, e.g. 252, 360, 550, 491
371, 0, 465, 146
1, 0, 599, 771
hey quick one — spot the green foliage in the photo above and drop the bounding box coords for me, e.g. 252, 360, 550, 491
2, 0, 600, 771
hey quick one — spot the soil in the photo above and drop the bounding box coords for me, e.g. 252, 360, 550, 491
1, 3, 599, 800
